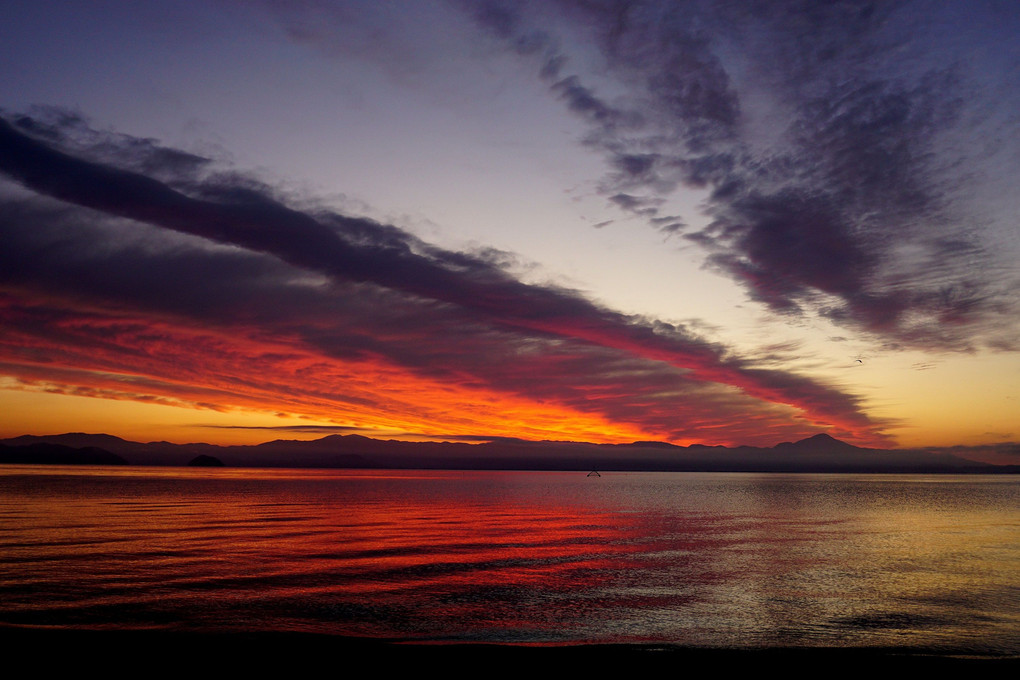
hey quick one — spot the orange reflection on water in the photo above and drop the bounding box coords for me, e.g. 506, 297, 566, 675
2, 467, 1017, 649
0, 466, 649, 637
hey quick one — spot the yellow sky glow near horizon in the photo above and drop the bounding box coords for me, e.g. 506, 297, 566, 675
2, 345, 1016, 450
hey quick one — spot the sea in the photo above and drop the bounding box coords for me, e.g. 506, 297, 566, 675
1, 465, 1017, 654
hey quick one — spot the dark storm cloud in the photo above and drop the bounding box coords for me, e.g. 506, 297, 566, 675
465, 0, 1020, 349
0, 110, 884, 440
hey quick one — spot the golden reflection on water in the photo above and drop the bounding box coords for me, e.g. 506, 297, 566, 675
0, 466, 1017, 650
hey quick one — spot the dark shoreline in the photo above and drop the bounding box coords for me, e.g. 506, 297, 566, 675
5, 432, 1017, 473
4, 627, 1016, 672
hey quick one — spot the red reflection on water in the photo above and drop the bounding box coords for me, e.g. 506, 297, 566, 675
0, 467, 659, 640
8, 468, 1015, 648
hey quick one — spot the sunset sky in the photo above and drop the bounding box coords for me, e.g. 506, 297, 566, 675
1, 1, 1018, 452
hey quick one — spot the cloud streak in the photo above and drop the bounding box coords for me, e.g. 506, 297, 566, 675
0, 109, 887, 444
464, 0, 1020, 349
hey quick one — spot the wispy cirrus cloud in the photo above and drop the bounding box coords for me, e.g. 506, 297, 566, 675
463, 0, 1020, 349
0, 109, 887, 445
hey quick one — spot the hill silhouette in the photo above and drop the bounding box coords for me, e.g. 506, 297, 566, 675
0, 432, 1010, 473
0, 442, 128, 465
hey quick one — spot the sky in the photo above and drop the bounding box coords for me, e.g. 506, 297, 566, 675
1, 0, 1018, 455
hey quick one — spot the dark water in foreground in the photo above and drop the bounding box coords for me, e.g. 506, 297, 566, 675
1, 466, 1017, 653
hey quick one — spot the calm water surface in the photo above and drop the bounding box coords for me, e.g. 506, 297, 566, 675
1, 466, 1017, 652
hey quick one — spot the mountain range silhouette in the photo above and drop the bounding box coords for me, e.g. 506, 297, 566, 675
1, 432, 1012, 473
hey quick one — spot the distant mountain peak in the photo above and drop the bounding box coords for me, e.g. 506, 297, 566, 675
628, 440, 681, 449
3, 432, 131, 446
775, 433, 860, 452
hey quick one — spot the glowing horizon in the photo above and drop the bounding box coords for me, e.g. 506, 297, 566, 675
1, 2, 1018, 458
